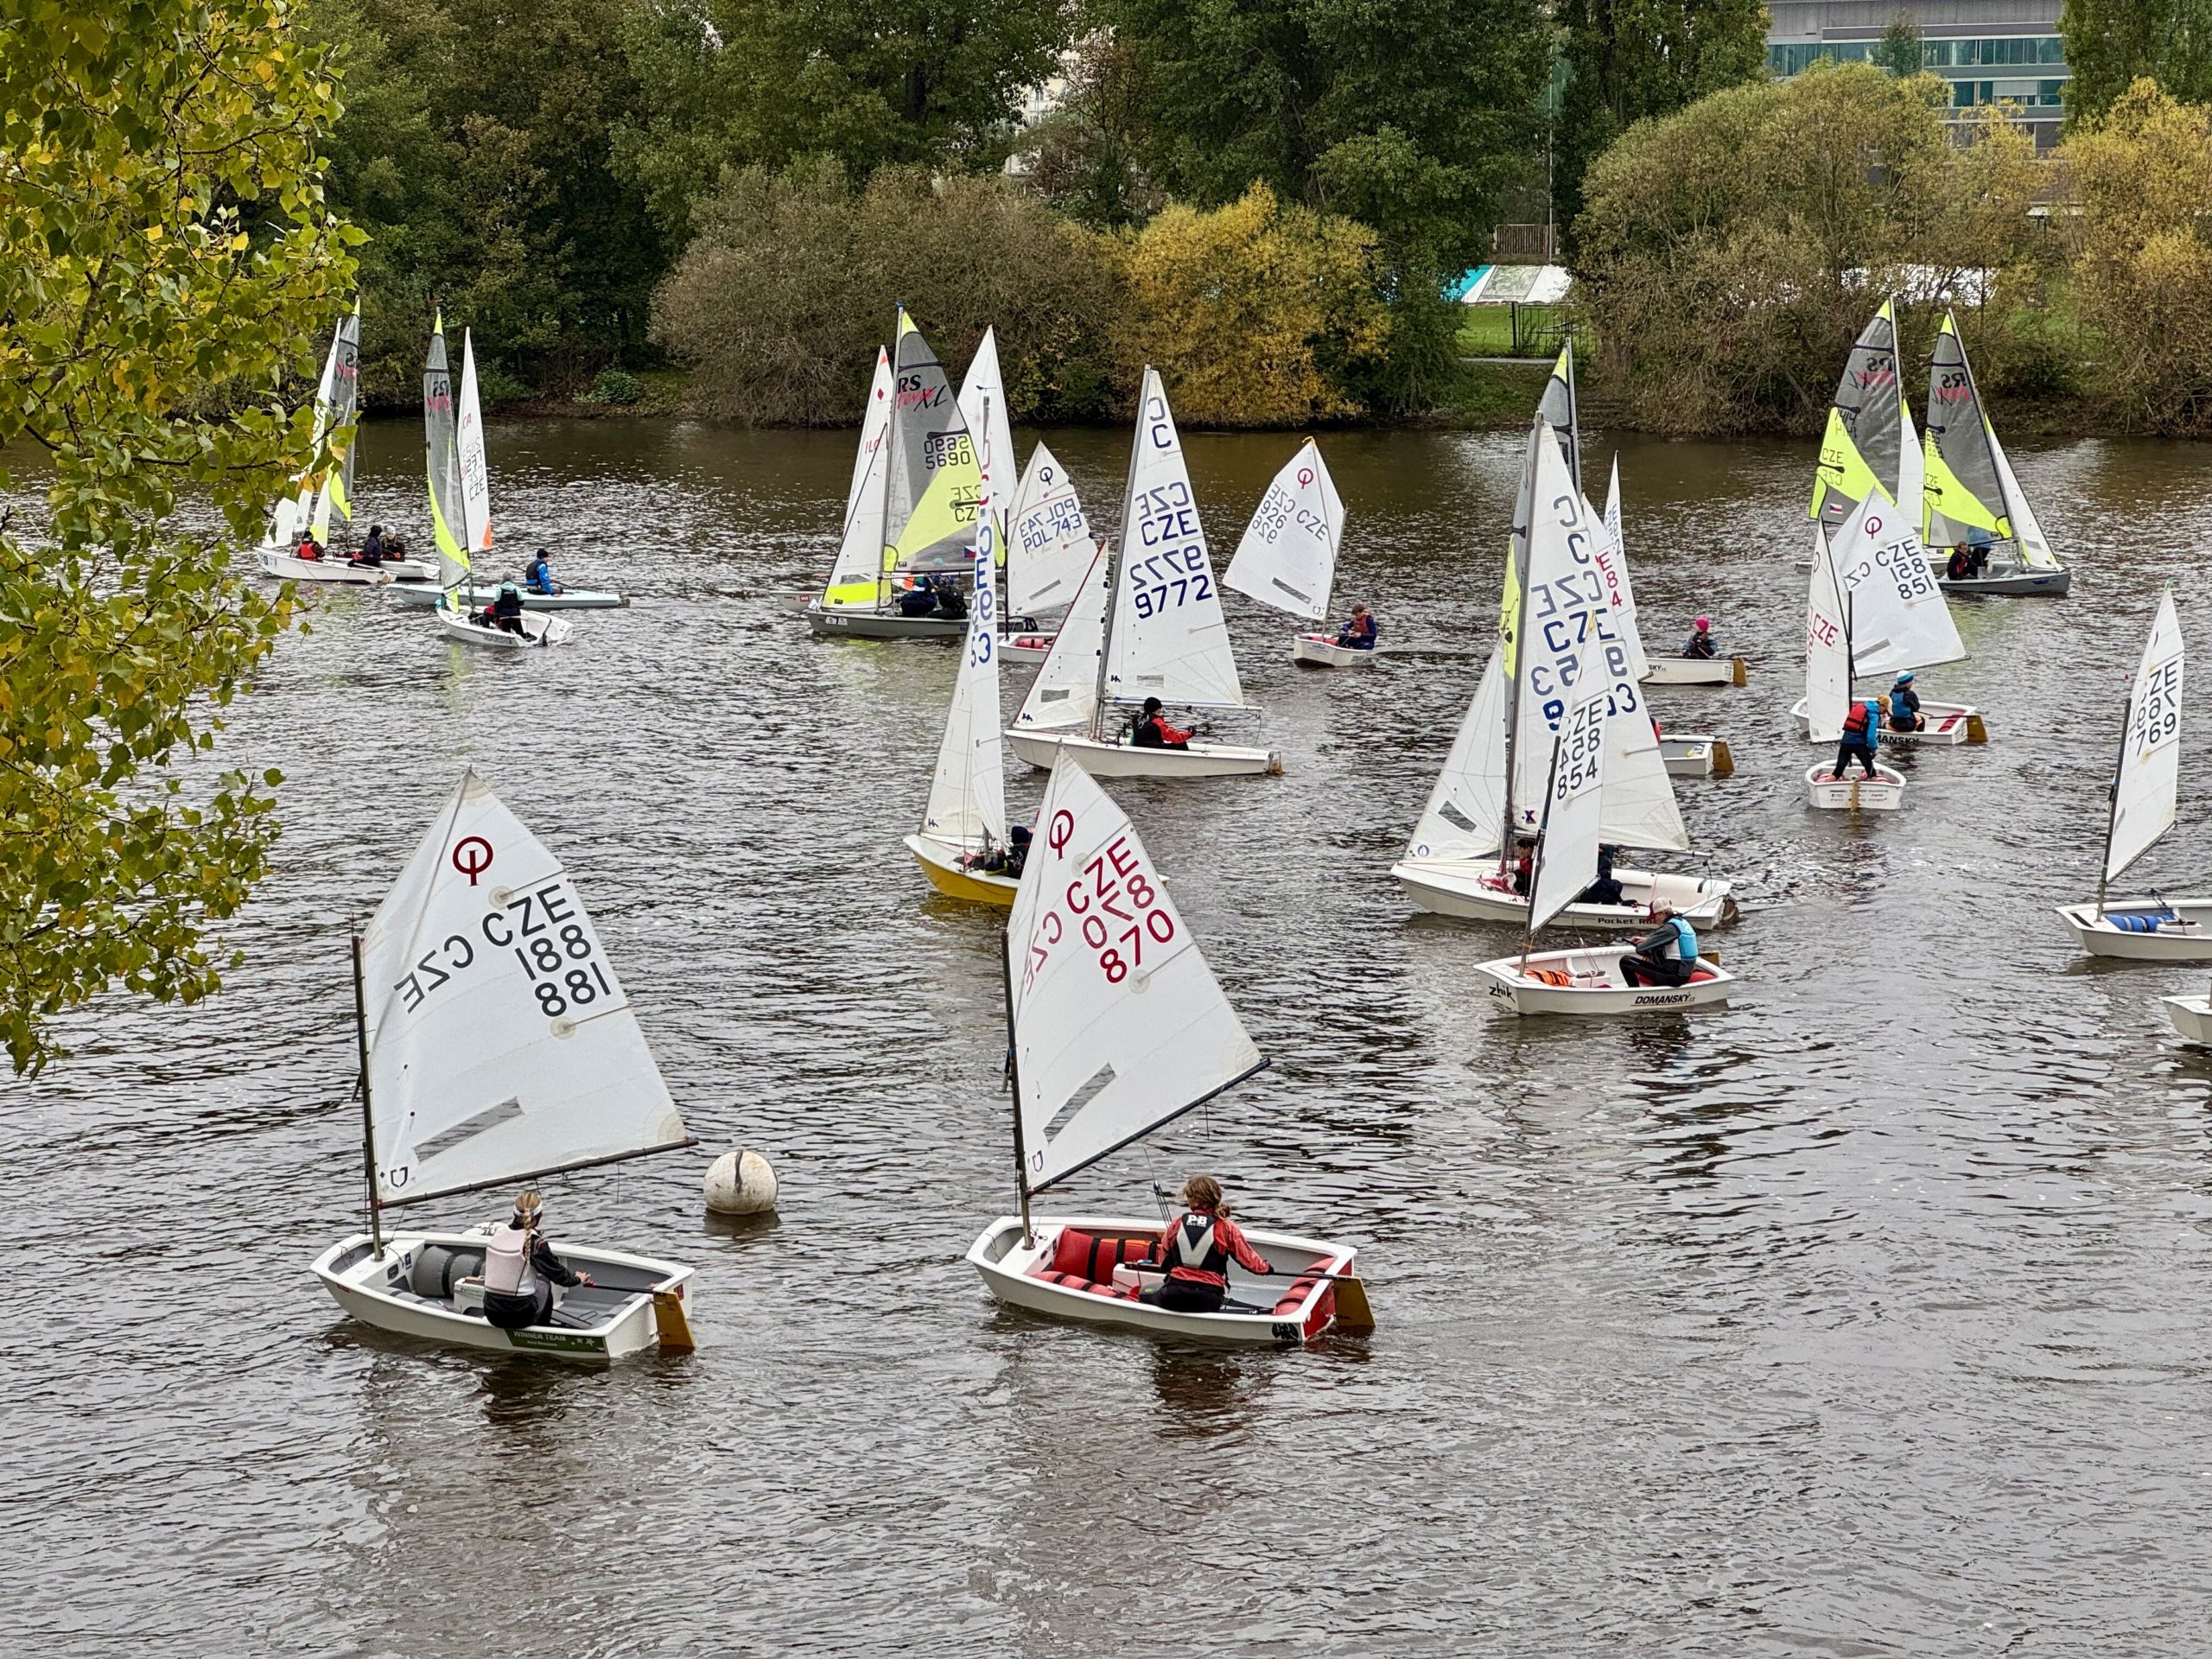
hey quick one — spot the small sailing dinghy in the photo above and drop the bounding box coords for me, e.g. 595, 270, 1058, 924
1924, 308, 2071, 597
1473, 678, 1737, 1015
965, 754, 1369, 1344
906, 513, 1022, 904
1221, 439, 1357, 667
1002, 368, 1279, 779
1644, 657, 1749, 687
1802, 495, 1909, 811
2163, 992, 2212, 1043
391, 577, 626, 611
1660, 735, 1734, 778
309, 771, 696, 1359
2054, 593, 2209, 958
258, 306, 435, 586
1000, 441, 1096, 664
806, 312, 984, 640
1391, 413, 1736, 930
424, 321, 575, 650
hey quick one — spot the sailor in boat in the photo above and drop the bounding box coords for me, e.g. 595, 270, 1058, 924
1887, 671, 1924, 734
965, 823, 1033, 878
1510, 836, 1535, 896
1831, 696, 1882, 779
1579, 843, 1624, 906
481, 1189, 595, 1330
1621, 903, 1700, 988
352, 524, 389, 566
1141, 1175, 1273, 1314
1944, 531, 1993, 581
1335, 602, 1378, 652
1131, 696, 1192, 751
476, 582, 530, 637
295, 531, 325, 563
525, 549, 557, 595
1681, 616, 1718, 659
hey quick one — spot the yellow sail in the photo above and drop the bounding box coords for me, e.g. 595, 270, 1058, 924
1921, 432, 2009, 541
1809, 406, 1882, 521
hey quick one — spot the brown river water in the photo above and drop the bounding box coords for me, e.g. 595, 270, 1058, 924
11, 420, 2212, 1656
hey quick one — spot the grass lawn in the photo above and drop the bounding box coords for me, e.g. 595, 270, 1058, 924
1454, 305, 1588, 359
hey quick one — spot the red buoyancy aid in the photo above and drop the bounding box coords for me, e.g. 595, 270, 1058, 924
1842, 700, 1871, 739
1166, 1211, 1230, 1281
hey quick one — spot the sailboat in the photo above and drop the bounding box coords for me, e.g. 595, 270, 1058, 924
1391, 414, 1737, 931
308, 771, 698, 1360
906, 506, 1021, 904
1790, 303, 1983, 745
259, 307, 432, 586
2056, 594, 2208, 957
1803, 495, 1909, 810
1924, 308, 2071, 596
424, 320, 574, 649
782, 345, 893, 615
806, 309, 985, 639
1002, 368, 1279, 779
1471, 674, 1736, 1014
963, 753, 1370, 1344
1001, 441, 1098, 664
1222, 440, 1357, 666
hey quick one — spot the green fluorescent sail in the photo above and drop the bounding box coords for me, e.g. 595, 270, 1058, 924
1922, 311, 2012, 548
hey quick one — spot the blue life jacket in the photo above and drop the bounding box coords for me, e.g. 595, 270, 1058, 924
525, 557, 554, 595
1662, 915, 1697, 963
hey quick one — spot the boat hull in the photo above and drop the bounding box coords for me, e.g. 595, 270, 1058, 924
310, 1230, 694, 1360
1004, 728, 1281, 779
804, 603, 968, 640
1788, 696, 1986, 746
1643, 657, 1746, 687
905, 833, 1019, 906
2164, 994, 2212, 1041
966, 1215, 1355, 1345
2056, 899, 2212, 962
435, 609, 575, 649
1805, 763, 1906, 810
257, 550, 435, 586
1292, 633, 1377, 668
1390, 860, 1737, 929
1927, 560, 2073, 598
1660, 734, 1733, 778
392, 582, 626, 610
1473, 945, 1736, 1015
1003, 630, 1055, 664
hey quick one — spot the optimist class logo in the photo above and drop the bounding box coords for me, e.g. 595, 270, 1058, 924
452, 836, 494, 885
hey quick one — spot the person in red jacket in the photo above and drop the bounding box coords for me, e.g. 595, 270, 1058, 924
1131, 696, 1191, 750
1146, 1174, 1272, 1313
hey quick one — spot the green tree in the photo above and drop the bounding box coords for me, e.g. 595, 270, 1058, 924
1874, 10, 1926, 77
2060, 0, 2212, 121
1552, 0, 1770, 251
1018, 35, 1164, 231
0, 0, 355, 1073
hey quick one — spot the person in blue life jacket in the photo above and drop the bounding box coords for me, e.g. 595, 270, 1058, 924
1620, 902, 1699, 988
1833, 695, 1883, 779
1335, 602, 1378, 651
524, 549, 556, 595
1887, 671, 1923, 733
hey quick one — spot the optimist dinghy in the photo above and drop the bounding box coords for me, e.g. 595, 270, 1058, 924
1923, 308, 2071, 597
1589, 449, 1730, 760
965, 754, 1370, 1344
996, 441, 1100, 664
1802, 497, 1907, 812
1003, 369, 1279, 779
308, 771, 697, 1360
2054, 592, 2209, 960
1660, 734, 1734, 778
2163, 990, 2212, 1043
1644, 657, 1748, 687
423, 321, 575, 650
1391, 412, 1735, 931
1224, 439, 1357, 666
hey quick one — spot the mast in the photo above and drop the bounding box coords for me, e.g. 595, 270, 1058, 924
1001, 926, 1034, 1246
1497, 430, 1541, 873
2094, 694, 2133, 919
1563, 340, 1581, 497
351, 928, 383, 1261
880, 306, 899, 617
1091, 370, 1151, 741
1517, 728, 1567, 975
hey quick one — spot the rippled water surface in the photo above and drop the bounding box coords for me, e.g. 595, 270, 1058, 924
14, 418, 2212, 1656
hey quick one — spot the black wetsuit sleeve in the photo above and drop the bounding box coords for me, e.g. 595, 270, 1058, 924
532, 1235, 582, 1287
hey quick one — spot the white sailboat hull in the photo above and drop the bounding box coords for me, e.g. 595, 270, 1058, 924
1390, 860, 1737, 929
1003, 628, 1055, 664
1660, 734, 1733, 778
310, 1230, 694, 1360
1292, 633, 1377, 668
435, 609, 575, 649
804, 601, 969, 640
257, 549, 436, 586
392, 582, 626, 611
1805, 763, 1907, 810
2164, 994, 2212, 1042
2056, 899, 2212, 962
1788, 696, 1986, 745
966, 1216, 1356, 1346
1473, 945, 1736, 1015
1924, 556, 2072, 598
1004, 728, 1281, 778
1643, 657, 1746, 687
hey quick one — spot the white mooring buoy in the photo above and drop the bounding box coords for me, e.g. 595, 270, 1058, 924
704, 1147, 779, 1216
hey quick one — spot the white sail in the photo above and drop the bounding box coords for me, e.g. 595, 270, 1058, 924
1006, 756, 1261, 1192
1102, 368, 1246, 711
2108, 591, 2183, 880
456, 331, 493, 558
1223, 438, 1343, 622
360, 772, 689, 1206
1592, 455, 1649, 682
957, 327, 1016, 563
1007, 442, 1096, 618
1828, 492, 1963, 679
824, 349, 893, 609
1804, 524, 1853, 744
1509, 419, 1685, 851
1014, 545, 1109, 734
1528, 678, 1611, 934
921, 518, 1007, 848
1897, 395, 1924, 530
1987, 423, 2059, 569
1405, 649, 1508, 861
302, 324, 344, 545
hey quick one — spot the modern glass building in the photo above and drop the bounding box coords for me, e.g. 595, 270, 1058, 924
1765, 0, 2069, 143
